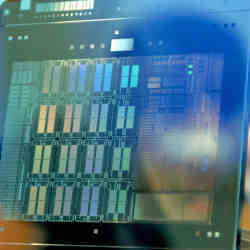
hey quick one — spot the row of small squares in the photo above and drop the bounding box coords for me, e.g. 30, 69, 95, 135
36, 0, 95, 13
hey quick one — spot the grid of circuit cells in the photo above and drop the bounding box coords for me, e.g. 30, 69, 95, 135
23, 58, 139, 222
6, 54, 224, 223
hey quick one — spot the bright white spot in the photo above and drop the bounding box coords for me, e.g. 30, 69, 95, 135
214, 232, 220, 238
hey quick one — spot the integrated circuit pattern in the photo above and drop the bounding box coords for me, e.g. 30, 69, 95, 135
0, 54, 224, 223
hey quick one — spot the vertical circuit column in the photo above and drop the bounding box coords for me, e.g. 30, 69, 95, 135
53, 186, 63, 216
68, 64, 77, 93
63, 105, 73, 133
94, 64, 103, 92
68, 146, 77, 174
80, 186, 90, 217
121, 66, 130, 89
85, 145, 95, 175
26, 185, 48, 219
78, 64, 86, 92
89, 104, 99, 132
99, 104, 109, 132
77, 184, 102, 221
89, 186, 100, 217
0, 61, 39, 216
41, 62, 52, 94
103, 64, 113, 92
47, 105, 56, 133
94, 145, 104, 174
58, 145, 68, 174
63, 187, 73, 216
105, 184, 131, 222
72, 104, 82, 133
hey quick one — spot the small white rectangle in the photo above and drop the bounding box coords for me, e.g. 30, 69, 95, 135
111, 38, 134, 52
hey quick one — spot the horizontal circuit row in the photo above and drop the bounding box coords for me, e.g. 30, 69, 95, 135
19, 182, 212, 223
24, 182, 132, 221
25, 144, 133, 178
11, 62, 141, 94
